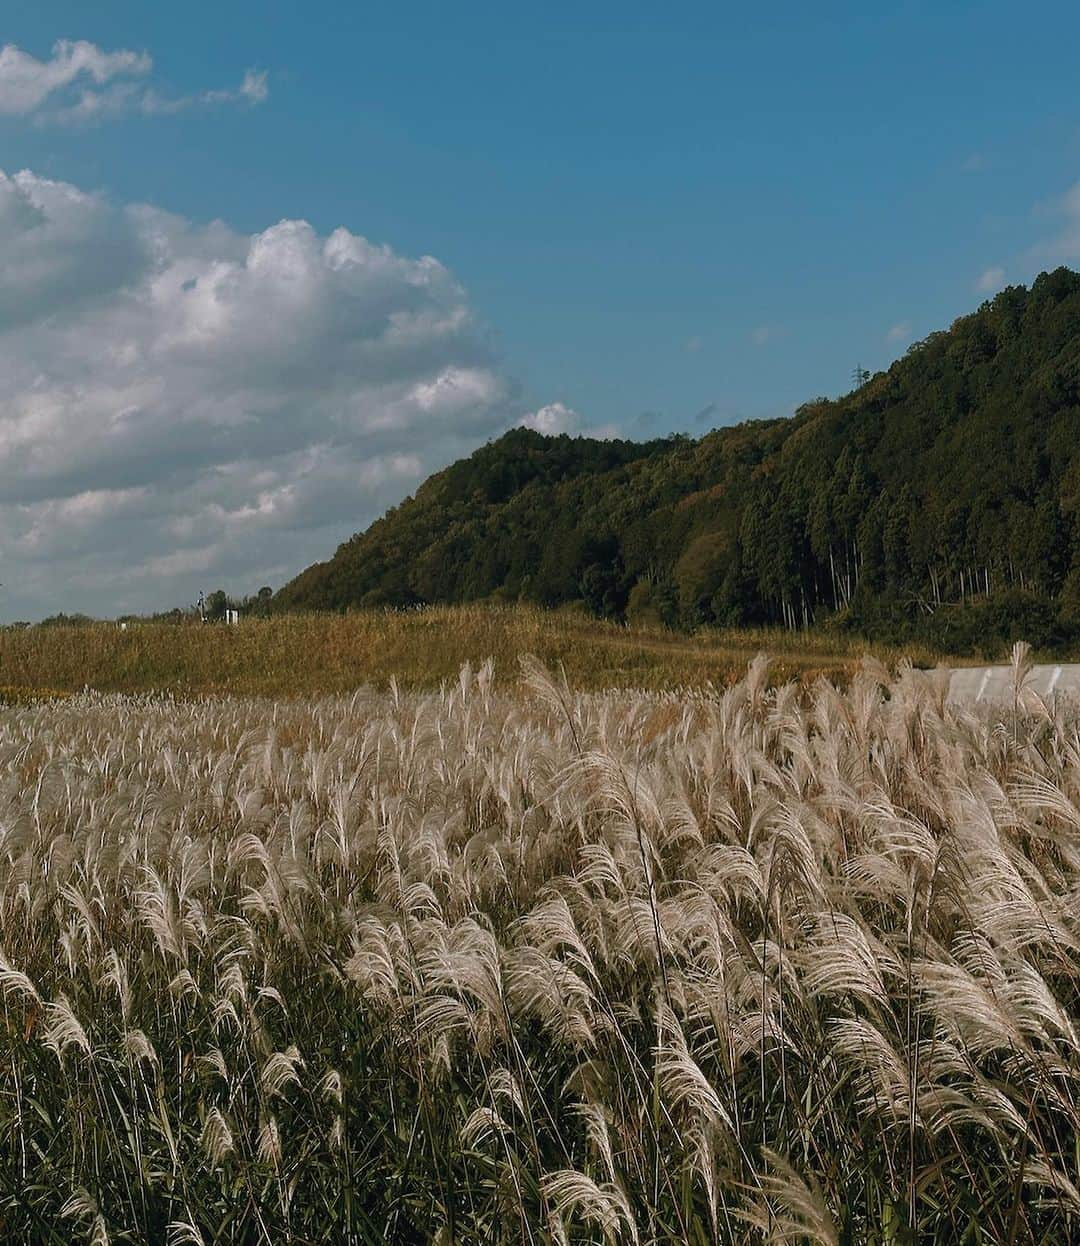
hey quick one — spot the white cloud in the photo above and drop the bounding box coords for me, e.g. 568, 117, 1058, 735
0, 39, 267, 124
0, 168, 517, 619
204, 69, 269, 107
519, 401, 579, 435
139, 69, 270, 118
976, 265, 1005, 292
241, 69, 270, 104
750, 325, 772, 346
0, 39, 150, 115
886, 320, 911, 344
685, 335, 702, 353
517, 401, 621, 440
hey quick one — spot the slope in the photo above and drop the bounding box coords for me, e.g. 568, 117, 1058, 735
276, 269, 1080, 652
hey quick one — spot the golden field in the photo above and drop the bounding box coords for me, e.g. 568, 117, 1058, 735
0, 605, 950, 698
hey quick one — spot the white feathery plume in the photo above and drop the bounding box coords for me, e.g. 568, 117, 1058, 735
738, 1148, 840, 1246
0, 948, 39, 1003
40, 994, 92, 1060
541, 1168, 638, 1246
166, 1221, 207, 1246
260, 1046, 304, 1100
200, 1106, 235, 1166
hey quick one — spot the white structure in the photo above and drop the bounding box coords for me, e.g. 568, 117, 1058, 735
948, 664, 1080, 704
225, 609, 240, 625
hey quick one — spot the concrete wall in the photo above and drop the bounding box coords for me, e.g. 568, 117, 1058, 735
947, 664, 1080, 704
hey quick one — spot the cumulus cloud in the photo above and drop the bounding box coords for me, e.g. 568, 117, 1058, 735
0, 39, 267, 124
517, 401, 622, 440
886, 321, 911, 344
750, 325, 772, 346
0, 168, 517, 619
977, 265, 1005, 292
518, 401, 579, 435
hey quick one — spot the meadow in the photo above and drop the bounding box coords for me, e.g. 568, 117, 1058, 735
0, 605, 951, 700
1, 645, 1078, 1243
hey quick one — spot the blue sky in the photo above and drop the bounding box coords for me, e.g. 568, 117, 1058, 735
1, 2, 1079, 616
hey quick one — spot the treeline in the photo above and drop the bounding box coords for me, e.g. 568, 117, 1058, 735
276, 268, 1080, 654
16, 587, 278, 631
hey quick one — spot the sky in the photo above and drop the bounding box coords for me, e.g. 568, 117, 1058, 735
2, 1, 1080, 620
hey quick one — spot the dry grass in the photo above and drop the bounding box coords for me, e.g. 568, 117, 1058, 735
0, 645, 1078, 1242
0, 605, 948, 697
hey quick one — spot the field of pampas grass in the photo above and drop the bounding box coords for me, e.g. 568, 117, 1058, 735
1, 646, 1079, 1243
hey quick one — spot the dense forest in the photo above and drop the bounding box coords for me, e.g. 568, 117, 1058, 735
276, 268, 1080, 652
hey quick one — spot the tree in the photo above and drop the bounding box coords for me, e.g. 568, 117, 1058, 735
673, 529, 736, 625
205, 590, 228, 622
248, 586, 273, 617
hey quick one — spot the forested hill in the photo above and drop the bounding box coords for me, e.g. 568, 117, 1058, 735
276, 268, 1080, 651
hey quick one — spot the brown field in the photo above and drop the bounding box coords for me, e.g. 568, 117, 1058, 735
0, 604, 953, 698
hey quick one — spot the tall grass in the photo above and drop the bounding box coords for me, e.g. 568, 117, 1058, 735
1, 650, 1078, 1242
0, 605, 948, 697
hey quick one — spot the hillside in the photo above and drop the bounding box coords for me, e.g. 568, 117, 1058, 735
276, 268, 1080, 652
